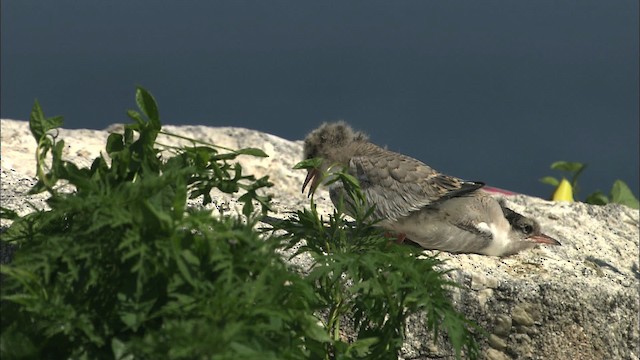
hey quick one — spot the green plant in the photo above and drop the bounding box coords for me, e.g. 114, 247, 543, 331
540, 161, 639, 209
269, 160, 481, 359
539, 161, 587, 197
584, 180, 639, 209
1, 88, 324, 359
1, 87, 480, 359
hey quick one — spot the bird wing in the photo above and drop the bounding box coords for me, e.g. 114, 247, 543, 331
415, 193, 502, 254
443, 195, 496, 241
347, 147, 483, 221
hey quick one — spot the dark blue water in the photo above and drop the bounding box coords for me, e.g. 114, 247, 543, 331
2, 1, 638, 199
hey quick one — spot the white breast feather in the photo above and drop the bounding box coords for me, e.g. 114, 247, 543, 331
477, 221, 512, 256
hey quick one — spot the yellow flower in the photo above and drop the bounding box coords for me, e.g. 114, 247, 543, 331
553, 178, 574, 202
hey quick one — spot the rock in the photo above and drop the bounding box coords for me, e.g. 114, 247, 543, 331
488, 334, 507, 351
511, 304, 535, 327
493, 314, 512, 337
1, 119, 638, 359
486, 348, 511, 360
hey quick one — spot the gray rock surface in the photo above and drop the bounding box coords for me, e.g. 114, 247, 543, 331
1, 119, 638, 359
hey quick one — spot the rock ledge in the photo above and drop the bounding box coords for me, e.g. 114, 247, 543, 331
1, 119, 638, 359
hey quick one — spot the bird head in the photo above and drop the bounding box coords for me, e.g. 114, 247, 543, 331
301, 121, 368, 197
506, 210, 561, 253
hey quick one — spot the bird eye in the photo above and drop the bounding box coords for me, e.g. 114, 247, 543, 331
521, 224, 533, 234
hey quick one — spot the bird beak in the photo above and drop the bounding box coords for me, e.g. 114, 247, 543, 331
302, 168, 322, 197
528, 233, 561, 246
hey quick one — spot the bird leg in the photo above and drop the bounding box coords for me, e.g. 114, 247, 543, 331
384, 231, 407, 244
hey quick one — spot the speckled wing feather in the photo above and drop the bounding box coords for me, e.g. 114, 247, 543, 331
346, 143, 483, 221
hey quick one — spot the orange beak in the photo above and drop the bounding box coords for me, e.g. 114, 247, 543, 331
529, 233, 561, 246
302, 168, 322, 198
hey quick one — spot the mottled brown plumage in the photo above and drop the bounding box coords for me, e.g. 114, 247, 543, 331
302, 121, 483, 223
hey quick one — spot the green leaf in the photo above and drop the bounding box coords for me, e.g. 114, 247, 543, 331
172, 176, 187, 220
126, 110, 145, 125
29, 100, 64, 140
111, 338, 130, 360
610, 180, 639, 209
301, 315, 331, 343
142, 199, 173, 232
0, 207, 20, 221
135, 86, 160, 125
181, 249, 200, 266
550, 161, 585, 173
106, 133, 125, 154
229, 342, 261, 356
234, 148, 269, 157
27, 179, 48, 194
212, 153, 237, 161
585, 191, 609, 205
62, 162, 95, 192
0, 324, 38, 359
339, 172, 360, 189
539, 176, 559, 187
28, 100, 45, 139
51, 139, 66, 174
175, 251, 196, 286
293, 158, 323, 170
347, 337, 379, 356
